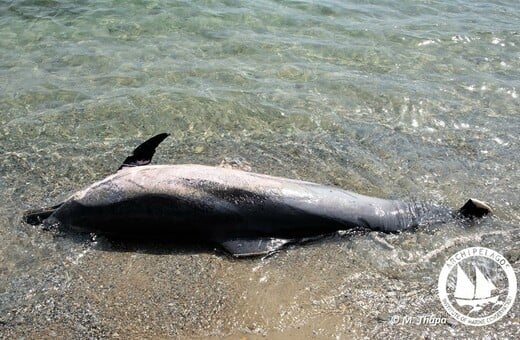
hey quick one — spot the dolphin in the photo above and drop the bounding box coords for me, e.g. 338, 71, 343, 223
23, 133, 492, 257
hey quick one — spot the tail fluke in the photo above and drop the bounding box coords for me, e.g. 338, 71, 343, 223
118, 133, 170, 170
459, 198, 492, 218
23, 203, 62, 225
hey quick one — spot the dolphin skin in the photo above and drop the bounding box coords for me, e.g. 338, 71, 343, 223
24, 133, 492, 257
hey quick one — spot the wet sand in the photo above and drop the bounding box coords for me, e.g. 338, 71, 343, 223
2, 219, 518, 338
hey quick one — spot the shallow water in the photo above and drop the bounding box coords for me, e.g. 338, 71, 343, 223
1, 0, 519, 338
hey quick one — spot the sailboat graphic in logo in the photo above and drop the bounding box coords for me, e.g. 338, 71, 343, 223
454, 265, 500, 313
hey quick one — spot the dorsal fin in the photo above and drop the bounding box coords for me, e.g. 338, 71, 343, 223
118, 133, 170, 170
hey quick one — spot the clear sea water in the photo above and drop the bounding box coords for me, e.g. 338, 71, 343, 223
1, 0, 518, 338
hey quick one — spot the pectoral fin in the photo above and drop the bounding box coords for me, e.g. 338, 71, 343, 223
219, 238, 291, 257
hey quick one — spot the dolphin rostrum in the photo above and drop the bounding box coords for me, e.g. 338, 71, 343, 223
23, 133, 492, 257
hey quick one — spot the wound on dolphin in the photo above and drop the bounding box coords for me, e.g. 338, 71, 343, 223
23, 133, 492, 257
